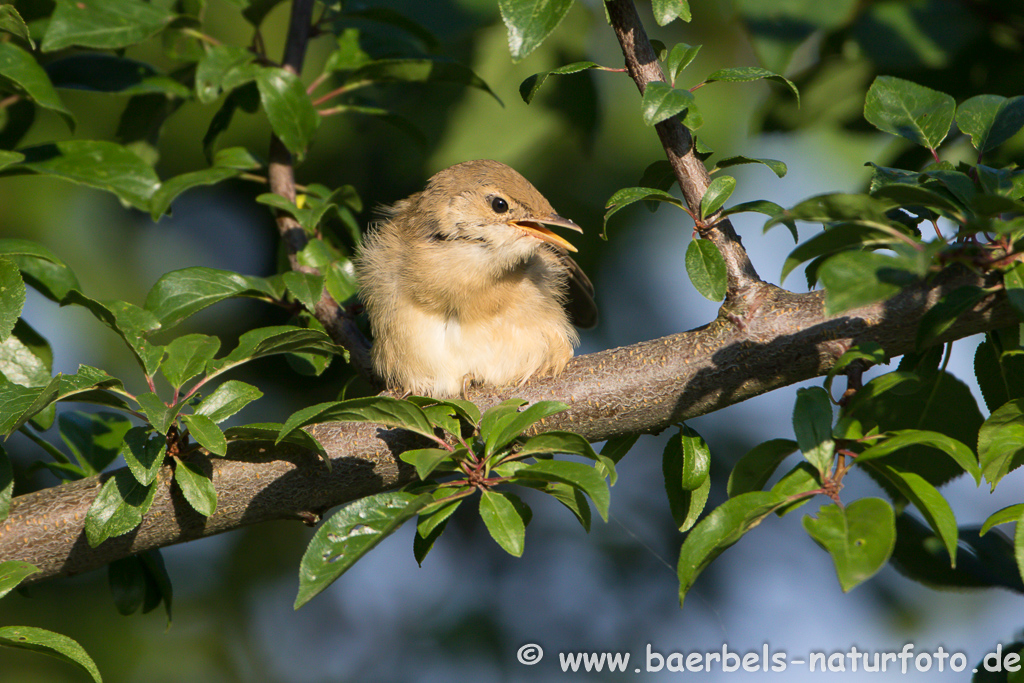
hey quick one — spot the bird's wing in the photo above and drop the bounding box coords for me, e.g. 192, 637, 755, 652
550, 247, 598, 329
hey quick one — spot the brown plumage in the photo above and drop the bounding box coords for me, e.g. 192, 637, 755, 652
356, 159, 596, 398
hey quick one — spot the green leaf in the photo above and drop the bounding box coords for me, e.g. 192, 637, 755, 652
0, 366, 129, 438
979, 398, 1024, 489
283, 271, 324, 312
662, 429, 711, 532
195, 45, 254, 103
1004, 262, 1024, 321
15, 141, 159, 211
710, 155, 787, 178
980, 504, 1024, 536
149, 166, 243, 220
512, 459, 610, 522
793, 387, 834, 476
0, 257, 25, 341
955, 95, 1024, 154
194, 380, 263, 423
85, 470, 157, 547
0, 626, 101, 683
868, 464, 957, 566
818, 251, 908, 316
516, 431, 616, 484
61, 292, 164, 376
209, 326, 337, 377
224, 422, 330, 468
45, 54, 189, 98
640, 81, 698, 127
802, 498, 896, 592
160, 334, 220, 389
974, 329, 1024, 412
520, 61, 601, 104
404, 395, 481, 428
599, 433, 639, 465
173, 460, 217, 516
145, 267, 282, 329
863, 76, 955, 150
0, 560, 38, 599
278, 396, 437, 444
684, 238, 727, 302
700, 174, 735, 220
0, 150, 24, 172
0, 5, 33, 47
0, 447, 11, 520
603, 186, 684, 235
58, 411, 132, 475
498, 0, 574, 61
704, 66, 799, 103
780, 223, 905, 284
726, 438, 799, 497
0, 319, 52, 395
182, 414, 227, 456
856, 429, 980, 485
0, 238, 81, 302
43, 0, 175, 51
0, 43, 74, 130
479, 490, 528, 557
256, 67, 320, 158
652, 0, 691, 25
296, 491, 432, 608
664, 43, 700, 84
770, 462, 821, 517
399, 447, 458, 481
916, 286, 987, 351
325, 260, 358, 304
483, 400, 569, 457
135, 392, 175, 435
414, 492, 464, 565
120, 426, 166, 485
677, 491, 788, 606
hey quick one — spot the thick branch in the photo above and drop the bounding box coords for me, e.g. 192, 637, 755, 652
605, 0, 761, 299
266, 0, 375, 382
3, 273, 1015, 583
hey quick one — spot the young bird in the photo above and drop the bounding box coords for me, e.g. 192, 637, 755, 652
356, 159, 596, 398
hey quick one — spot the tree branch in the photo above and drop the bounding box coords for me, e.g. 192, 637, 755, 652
3, 270, 1015, 583
605, 0, 761, 301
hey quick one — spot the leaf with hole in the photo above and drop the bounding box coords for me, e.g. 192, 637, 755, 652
803, 498, 896, 592
0, 626, 101, 683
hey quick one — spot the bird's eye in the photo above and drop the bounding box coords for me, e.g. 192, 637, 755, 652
490, 196, 509, 214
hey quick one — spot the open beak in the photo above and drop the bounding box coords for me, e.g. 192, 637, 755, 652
510, 215, 583, 252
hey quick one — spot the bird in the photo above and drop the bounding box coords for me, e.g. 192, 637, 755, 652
356, 159, 596, 398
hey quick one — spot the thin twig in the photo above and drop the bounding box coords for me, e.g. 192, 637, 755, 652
266, 0, 377, 385
604, 0, 762, 300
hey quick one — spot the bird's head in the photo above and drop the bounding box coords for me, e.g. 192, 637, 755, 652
410, 159, 582, 264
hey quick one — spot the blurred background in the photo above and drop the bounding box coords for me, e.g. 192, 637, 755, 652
3, 0, 1024, 679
